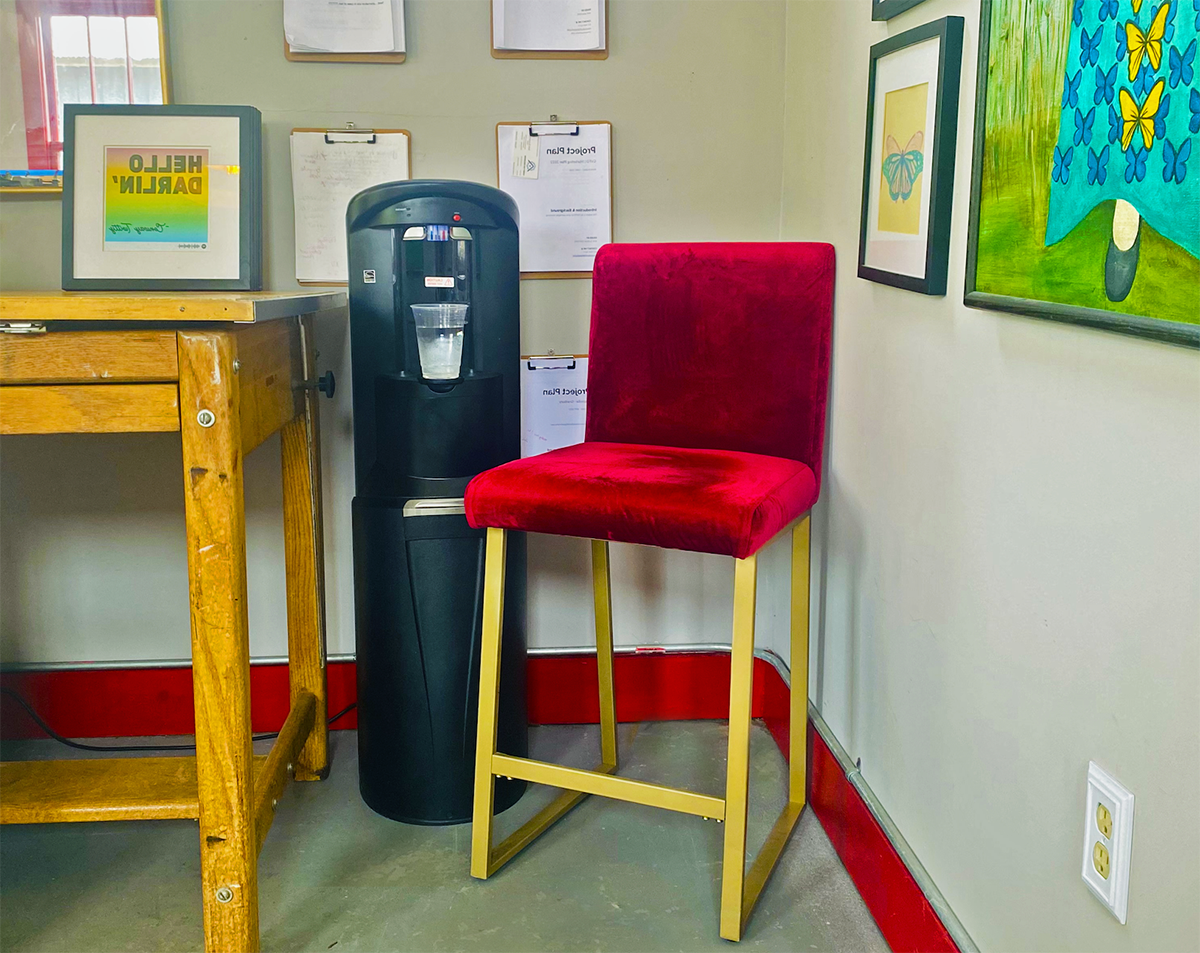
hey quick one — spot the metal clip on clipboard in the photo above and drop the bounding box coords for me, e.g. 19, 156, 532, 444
324, 122, 378, 145
526, 354, 578, 370
528, 120, 580, 137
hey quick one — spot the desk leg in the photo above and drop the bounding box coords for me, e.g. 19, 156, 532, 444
281, 314, 329, 781
178, 330, 260, 953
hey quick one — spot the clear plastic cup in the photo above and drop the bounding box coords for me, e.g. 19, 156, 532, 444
410, 303, 469, 379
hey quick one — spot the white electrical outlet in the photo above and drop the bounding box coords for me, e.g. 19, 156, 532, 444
1081, 761, 1135, 923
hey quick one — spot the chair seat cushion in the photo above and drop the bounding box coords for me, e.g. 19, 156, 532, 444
465, 442, 817, 559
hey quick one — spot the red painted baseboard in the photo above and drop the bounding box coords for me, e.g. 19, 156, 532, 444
0, 652, 771, 738
0, 652, 958, 952
0, 663, 360, 738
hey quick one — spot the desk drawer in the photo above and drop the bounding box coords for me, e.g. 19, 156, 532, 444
0, 331, 179, 384
0, 383, 180, 434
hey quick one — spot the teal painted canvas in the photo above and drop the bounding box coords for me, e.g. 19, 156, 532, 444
966, 0, 1200, 346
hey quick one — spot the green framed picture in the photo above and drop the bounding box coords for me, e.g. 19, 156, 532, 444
964, 0, 1199, 348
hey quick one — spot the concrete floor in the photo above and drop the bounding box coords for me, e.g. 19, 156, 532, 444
0, 722, 886, 952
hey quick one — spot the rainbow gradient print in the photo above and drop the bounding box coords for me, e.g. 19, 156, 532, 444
104, 147, 209, 250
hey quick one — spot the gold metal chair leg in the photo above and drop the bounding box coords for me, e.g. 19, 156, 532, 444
720, 552, 758, 941
472, 535, 624, 881
592, 539, 618, 769
719, 515, 813, 940
789, 516, 810, 806
471, 527, 507, 880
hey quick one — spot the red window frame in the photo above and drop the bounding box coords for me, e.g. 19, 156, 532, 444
14, 0, 158, 171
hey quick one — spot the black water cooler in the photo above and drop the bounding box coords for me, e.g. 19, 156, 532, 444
347, 180, 527, 824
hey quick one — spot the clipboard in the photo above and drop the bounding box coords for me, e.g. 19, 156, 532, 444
490, 0, 608, 59
496, 120, 614, 279
290, 125, 412, 285
521, 353, 589, 456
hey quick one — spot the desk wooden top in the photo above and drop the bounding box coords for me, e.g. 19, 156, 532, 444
0, 291, 347, 325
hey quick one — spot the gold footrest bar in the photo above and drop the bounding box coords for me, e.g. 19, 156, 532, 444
740, 800, 805, 929
486, 760, 617, 877
492, 754, 726, 821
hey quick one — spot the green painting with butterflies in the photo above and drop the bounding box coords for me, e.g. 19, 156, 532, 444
967, 0, 1199, 345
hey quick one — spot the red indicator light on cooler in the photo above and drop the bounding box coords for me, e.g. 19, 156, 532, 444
453, 213, 461, 221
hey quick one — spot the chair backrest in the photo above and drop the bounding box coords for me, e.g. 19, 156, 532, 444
584, 242, 836, 486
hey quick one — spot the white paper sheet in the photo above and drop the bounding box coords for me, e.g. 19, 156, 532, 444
285, 0, 405, 53
497, 123, 612, 273
290, 131, 410, 283
493, 0, 603, 51
521, 356, 588, 457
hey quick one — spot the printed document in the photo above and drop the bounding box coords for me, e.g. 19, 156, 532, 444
521, 356, 589, 457
285, 0, 405, 53
290, 131, 410, 283
497, 123, 612, 273
493, 0, 603, 51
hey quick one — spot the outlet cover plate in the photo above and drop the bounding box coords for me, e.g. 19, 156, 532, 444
1082, 761, 1134, 923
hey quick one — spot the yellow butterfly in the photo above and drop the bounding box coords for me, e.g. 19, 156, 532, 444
1132, 0, 1143, 10
1125, 2, 1170, 81
1118, 78, 1166, 151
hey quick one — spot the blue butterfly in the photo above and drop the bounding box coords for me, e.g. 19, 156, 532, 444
1169, 38, 1196, 87
1080, 26, 1102, 66
1052, 144, 1074, 183
1159, 0, 1177, 42
1125, 146, 1148, 182
1075, 106, 1097, 145
1098, 0, 1119, 21
1134, 59, 1155, 97
1088, 145, 1111, 184
1063, 69, 1082, 109
1114, 21, 1128, 60
1194, 0, 1199, 32
1109, 103, 1123, 143
1162, 137, 1191, 182
1155, 92, 1172, 139
1075, 0, 1085, 25
1191, 87, 1200, 133
1094, 63, 1118, 104
881, 132, 924, 202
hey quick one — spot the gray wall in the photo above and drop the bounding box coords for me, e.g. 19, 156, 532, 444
0, 0, 793, 663
780, 1, 1200, 950
0, 2, 26, 169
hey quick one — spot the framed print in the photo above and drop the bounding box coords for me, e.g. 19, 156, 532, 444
872, 0, 929, 21
858, 17, 964, 296
61, 104, 262, 290
0, 0, 172, 195
964, 0, 1199, 348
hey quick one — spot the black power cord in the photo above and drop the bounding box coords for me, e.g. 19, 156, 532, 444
0, 686, 356, 753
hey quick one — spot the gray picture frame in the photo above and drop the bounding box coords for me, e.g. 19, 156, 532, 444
61, 104, 262, 291
857, 16, 964, 296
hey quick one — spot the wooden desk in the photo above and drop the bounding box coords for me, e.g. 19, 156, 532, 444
0, 292, 345, 953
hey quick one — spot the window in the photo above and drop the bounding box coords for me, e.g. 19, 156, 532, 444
15, 0, 164, 172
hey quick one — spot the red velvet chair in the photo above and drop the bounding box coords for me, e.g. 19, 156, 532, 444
466, 242, 836, 941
